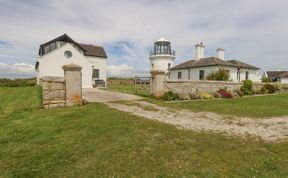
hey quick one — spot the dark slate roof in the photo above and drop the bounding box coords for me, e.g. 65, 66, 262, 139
79, 43, 107, 58
266, 71, 288, 79
169, 57, 259, 70
39, 34, 107, 58
227, 60, 259, 70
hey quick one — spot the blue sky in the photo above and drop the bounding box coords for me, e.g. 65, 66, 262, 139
0, 0, 288, 78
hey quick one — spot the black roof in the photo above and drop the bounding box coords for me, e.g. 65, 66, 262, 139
38, 34, 107, 58
266, 71, 288, 79
79, 43, 107, 58
170, 57, 259, 70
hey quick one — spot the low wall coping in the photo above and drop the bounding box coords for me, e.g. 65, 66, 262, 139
165, 80, 242, 85
151, 70, 166, 75
62, 64, 82, 71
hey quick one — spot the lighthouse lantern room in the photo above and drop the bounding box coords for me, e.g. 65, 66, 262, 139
149, 37, 176, 72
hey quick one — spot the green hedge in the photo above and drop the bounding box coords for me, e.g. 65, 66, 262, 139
0, 78, 37, 87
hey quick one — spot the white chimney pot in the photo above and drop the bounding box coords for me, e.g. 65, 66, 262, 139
217, 48, 225, 60
194, 42, 205, 60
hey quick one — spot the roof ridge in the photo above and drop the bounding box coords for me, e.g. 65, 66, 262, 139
79, 43, 103, 48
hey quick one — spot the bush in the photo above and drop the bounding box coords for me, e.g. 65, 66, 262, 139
213, 92, 222, 99
0, 78, 36, 87
234, 89, 244, 97
263, 84, 277, 94
206, 68, 230, 81
274, 82, 282, 91
218, 89, 233, 98
189, 93, 200, 100
161, 91, 179, 101
197, 92, 214, 99
240, 80, 253, 95
261, 77, 272, 83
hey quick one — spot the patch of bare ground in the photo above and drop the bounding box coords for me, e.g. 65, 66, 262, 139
107, 101, 288, 142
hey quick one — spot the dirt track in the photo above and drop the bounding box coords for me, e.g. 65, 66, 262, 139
107, 101, 288, 142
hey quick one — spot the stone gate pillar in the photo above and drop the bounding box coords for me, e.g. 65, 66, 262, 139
62, 64, 82, 107
151, 70, 166, 98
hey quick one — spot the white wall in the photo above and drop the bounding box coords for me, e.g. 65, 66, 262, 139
170, 66, 261, 82
37, 43, 107, 88
149, 55, 175, 72
281, 78, 288, 84
86, 56, 107, 85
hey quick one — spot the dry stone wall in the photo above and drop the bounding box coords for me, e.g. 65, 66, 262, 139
40, 63, 83, 109
41, 77, 66, 109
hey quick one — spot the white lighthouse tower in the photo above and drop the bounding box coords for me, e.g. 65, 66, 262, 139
149, 37, 176, 72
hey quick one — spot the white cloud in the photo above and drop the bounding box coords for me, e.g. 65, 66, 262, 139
0, 62, 7, 66
0, 0, 288, 71
14, 63, 35, 68
0, 63, 36, 78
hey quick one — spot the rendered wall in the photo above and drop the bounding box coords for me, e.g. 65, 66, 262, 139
37, 43, 107, 88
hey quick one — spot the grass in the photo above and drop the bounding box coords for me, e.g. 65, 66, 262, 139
147, 93, 288, 118
0, 87, 288, 177
106, 82, 288, 118
105, 82, 151, 97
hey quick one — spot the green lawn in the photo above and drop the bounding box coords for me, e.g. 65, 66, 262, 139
105, 82, 151, 97
147, 93, 288, 118
106, 82, 288, 118
0, 87, 288, 177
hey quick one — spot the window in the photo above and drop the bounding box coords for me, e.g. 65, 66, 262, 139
245, 71, 249, 80
64, 51, 72, 58
168, 63, 171, 69
178, 72, 182, 79
92, 69, 100, 79
50, 42, 56, 51
237, 68, 241, 81
44, 46, 49, 54
199, 70, 205, 80
152, 63, 154, 69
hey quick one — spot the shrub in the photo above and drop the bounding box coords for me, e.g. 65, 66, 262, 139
274, 82, 282, 91
263, 84, 277, 94
234, 89, 244, 97
197, 92, 214, 99
189, 93, 200, 100
213, 92, 222, 99
261, 77, 272, 83
218, 89, 233, 98
0, 78, 36, 87
240, 80, 253, 95
206, 68, 230, 81
161, 91, 179, 101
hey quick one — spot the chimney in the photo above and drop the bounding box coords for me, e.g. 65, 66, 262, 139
217, 48, 225, 60
194, 42, 205, 60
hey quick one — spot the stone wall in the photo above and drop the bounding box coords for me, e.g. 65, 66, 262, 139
40, 63, 83, 109
41, 77, 66, 109
165, 80, 242, 96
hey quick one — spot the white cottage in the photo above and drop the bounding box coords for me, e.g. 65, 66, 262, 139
169, 42, 261, 82
35, 34, 107, 88
265, 71, 288, 84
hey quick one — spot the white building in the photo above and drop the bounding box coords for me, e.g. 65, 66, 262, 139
35, 34, 107, 88
169, 42, 261, 82
265, 71, 288, 84
149, 37, 175, 72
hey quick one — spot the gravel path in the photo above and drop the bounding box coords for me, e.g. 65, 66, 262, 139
82, 88, 142, 102
107, 101, 288, 142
